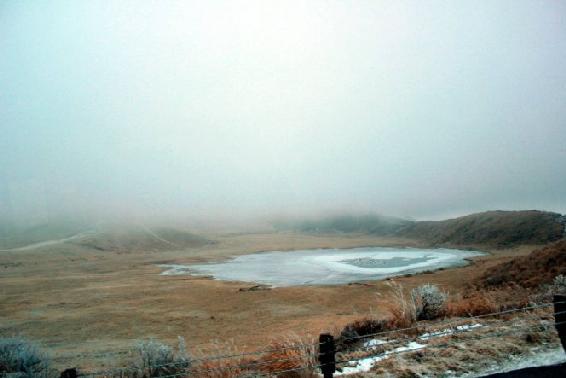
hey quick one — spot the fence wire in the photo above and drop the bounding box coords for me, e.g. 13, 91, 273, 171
73, 303, 565, 377
341, 301, 559, 343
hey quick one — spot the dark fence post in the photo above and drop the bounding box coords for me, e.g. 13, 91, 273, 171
319, 333, 336, 378
60, 368, 77, 378
555, 295, 566, 352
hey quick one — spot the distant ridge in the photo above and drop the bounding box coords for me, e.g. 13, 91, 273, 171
0, 221, 212, 252
273, 214, 411, 235
397, 210, 564, 248
71, 226, 213, 252
275, 210, 565, 248
0, 220, 90, 250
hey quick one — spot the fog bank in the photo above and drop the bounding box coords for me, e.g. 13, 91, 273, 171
2, 1, 566, 226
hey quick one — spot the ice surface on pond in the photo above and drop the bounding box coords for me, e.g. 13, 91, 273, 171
160, 247, 484, 287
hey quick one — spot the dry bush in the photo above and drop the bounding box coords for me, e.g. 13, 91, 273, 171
195, 359, 250, 378
125, 337, 190, 377
0, 338, 52, 378
340, 317, 390, 340
191, 340, 250, 378
337, 317, 391, 353
384, 281, 417, 329
256, 334, 317, 378
190, 335, 316, 378
410, 284, 448, 320
447, 291, 499, 317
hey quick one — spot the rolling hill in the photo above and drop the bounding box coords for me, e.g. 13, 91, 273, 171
276, 210, 565, 248
70, 226, 213, 252
397, 210, 564, 248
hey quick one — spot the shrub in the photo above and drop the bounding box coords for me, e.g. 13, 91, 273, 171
411, 284, 447, 320
447, 292, 499, 317
128, 337, 190, 377
0, 337, 51, 377
341, 318, 389, 340
193, 340, 248, 378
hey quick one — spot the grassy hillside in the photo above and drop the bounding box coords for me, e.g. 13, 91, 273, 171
0, 220, 90, 250
278, 210, 565, 248
477, 240, 566, 288
71, 226, 212, 252
273, 214, 410, 235
397, 210, 564, 248
0, 220, 212, 252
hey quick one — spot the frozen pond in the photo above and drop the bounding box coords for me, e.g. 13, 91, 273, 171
159, 247, 484, 287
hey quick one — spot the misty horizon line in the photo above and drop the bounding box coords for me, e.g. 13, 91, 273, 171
1, 207, 563, 231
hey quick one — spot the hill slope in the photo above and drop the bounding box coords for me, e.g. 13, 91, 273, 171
477, 240, 566, 288
0, 220, 90, 250
277, 210, 565, 248
273, 214, 410, 235
71, 226, 212, 252
397, 210, 564, 248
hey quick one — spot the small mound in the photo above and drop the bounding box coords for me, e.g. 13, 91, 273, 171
478, 240, 566, 289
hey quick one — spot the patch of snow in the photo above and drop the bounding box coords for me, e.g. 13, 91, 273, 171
337, 324, 484, 375
336, 341, 426, 375
363, 339, 387, 349
419, 329, 452, 340
456, 323, 482, 331
420, 323, 482, 340
396, 341, 427, 353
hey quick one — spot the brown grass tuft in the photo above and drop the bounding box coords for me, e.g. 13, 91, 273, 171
191, 340, 254, 378
447, 291, 499, 317
256, 334, 317, 378
384, 281, 417, 329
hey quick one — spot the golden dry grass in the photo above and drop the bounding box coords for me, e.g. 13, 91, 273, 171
0, 231, 541, 370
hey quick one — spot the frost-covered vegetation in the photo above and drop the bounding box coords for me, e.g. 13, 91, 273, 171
0, 338, 52, 377
552, 274, 566, 294
127, 337, 191, 377
410, 284, 448, 320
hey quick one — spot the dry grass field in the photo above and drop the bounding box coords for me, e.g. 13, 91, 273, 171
0, 230, 542, 370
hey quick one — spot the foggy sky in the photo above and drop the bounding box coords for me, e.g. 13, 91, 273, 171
1, 0, 566, 225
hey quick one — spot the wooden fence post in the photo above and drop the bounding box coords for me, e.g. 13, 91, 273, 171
319, 333, 336, 378
60, 368, 77, 378
554, 294, 566, 352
